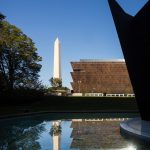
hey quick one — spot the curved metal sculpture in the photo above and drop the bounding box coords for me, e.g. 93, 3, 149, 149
108, 0, 150, 120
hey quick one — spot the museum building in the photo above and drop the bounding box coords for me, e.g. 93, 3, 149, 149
70, 59, 134, 96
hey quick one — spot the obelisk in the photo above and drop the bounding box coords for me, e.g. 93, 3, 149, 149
53, 38, 61, 79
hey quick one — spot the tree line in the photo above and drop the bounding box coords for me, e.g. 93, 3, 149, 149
0, 13, 43, 97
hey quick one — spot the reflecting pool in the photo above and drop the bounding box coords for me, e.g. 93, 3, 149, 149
0, 113, 149, 150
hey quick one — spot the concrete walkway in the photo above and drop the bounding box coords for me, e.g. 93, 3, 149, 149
120, 118, 150, 142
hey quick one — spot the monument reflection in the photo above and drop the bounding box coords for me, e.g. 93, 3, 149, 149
50, 121, 62, 150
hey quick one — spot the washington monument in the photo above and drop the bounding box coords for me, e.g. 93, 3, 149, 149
53, 38, 61, 79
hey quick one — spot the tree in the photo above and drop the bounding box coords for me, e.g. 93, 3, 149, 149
50, 77, 62, 88
0, 13, 5, 20
0, 13, 5, 27
0, 13, 6, 93
50, 121, 62, 136
0, 20, 42, 92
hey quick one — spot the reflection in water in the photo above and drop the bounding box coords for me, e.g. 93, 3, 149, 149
0, 114, 149, 150
0, 119, 46, 150
126, 145, 136, 150
70, 118, 133, 150
50, 121, 61, 150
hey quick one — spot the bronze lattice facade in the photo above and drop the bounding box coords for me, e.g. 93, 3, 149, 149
71, 59, 133, 94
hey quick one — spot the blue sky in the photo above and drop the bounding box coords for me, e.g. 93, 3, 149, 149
0, 0, 148, 88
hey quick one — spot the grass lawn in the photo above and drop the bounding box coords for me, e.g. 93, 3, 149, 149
0, 96, 139, 117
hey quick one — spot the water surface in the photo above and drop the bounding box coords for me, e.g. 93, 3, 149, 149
0, 113, 148, 150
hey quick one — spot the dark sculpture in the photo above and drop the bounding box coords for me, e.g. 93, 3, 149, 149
108, 0, 150, 121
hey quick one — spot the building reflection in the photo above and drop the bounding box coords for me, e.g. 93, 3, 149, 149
50, 121, 61, 150
70, 118, 134, 149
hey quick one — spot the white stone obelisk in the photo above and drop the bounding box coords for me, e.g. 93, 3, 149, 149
53, 38, 61, 79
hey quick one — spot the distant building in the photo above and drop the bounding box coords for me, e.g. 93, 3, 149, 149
70, 59, 134, 95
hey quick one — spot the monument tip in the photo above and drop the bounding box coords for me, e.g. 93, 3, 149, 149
55, 37, 59, 43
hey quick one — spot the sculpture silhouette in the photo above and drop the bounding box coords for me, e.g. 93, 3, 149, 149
108, 0, 150, 121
